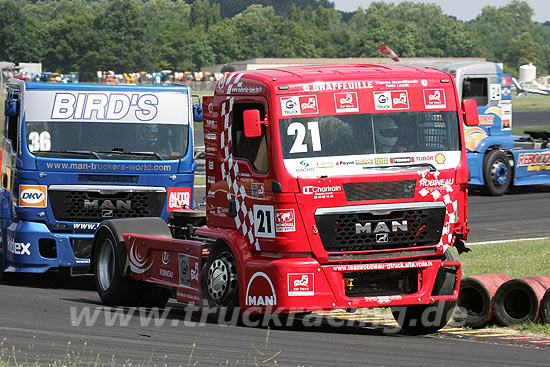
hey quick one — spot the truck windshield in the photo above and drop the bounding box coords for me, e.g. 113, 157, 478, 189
25, 121, 188, 160
279, 111, 460, 176
280, 111, 459, 158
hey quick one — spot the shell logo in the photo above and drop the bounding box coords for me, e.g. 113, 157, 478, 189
435, 153, 446, 164
464, 127, 488, 151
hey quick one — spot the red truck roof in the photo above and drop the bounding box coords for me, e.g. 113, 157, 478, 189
215, 64, 451, 95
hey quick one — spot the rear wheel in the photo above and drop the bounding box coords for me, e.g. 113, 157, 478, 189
94, 228, 169, 307
483, 150, 511, 196
391, 251, 458, 334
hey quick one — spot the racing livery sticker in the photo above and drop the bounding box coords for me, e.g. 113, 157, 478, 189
245, 272, 277, 306
19, 185, 47, 207
280, 95, 319, 116
275, 209, 296, 232
167, 187, 191, 212
334, 92, 359, 113
288, 273, 314, 296
423, 89, 446, 109
373, 90, 409, 110
517, 151, 550, 166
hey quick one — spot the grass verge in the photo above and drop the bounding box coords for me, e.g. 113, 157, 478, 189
512, 94, 550, 111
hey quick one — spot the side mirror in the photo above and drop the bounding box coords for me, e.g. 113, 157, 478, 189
243, 109, 262, 138
192, 94, 203, 122
5, 99, 18, 117
462, 99, 479, 126
193, 104, 203, 122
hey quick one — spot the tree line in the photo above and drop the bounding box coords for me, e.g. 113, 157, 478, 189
1, 0, 548, 81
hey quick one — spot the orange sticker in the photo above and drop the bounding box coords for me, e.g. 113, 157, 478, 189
19, 185, 47, 207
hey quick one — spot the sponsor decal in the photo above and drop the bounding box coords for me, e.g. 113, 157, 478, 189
332, 260, 433, 272
490, 84, 502, 101
335, 160, 354, 166
373, 90, 409, 110
375, 157, 389, 165
159, 268, 174, 279
19, 185, 47, 207
7, 238, 31, 256
245, 272, 277, 306
423, 89, 446, 109
128, 238, 153, 274
464, 127, 489, 151
435, 153, 446, 164
280, 95, 318, 116
208, 161, 214, 170
162, 251, 170, 265
364, 295, 403, 304
207, 176, 216, 184
302, 81, 373, 92
518, 152, 550, 166
251, 183, 265, 199
355, 158, 374, 166
302, 184, 342, 199
527, 165, 550, 171
205, 133, 217, 140
421, 79, 428, 86
390, 157, 413, 164
418, 176, 454, 187
334, 92, 359, 113
275, 209, 296, 232
316, 161, 334, 169
178, 253, 200, 287
167, 187, 192, 212
288, 273, 314, 296
296, 160, 315, 173
478, 115, 495, 125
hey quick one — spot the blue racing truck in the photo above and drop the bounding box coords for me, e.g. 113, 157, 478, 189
1, 79, 200, 278
399, 59, 550, 195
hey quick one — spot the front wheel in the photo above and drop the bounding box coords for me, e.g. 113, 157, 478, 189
202, 242, 239, 310
391, 251, 458, 334
483, 150, 512, 196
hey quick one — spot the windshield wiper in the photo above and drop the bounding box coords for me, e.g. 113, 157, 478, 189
38, 150, 102, 159
368, 163, 437, 172
97, 149, 163, 160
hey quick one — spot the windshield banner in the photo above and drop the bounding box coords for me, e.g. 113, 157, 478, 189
37, 159, 177, 173
25, 90, 189, 124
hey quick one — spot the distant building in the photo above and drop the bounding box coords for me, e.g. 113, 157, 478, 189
201, 57, 486, 73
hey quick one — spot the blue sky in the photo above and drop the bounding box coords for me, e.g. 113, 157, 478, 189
331, 0, 550, 22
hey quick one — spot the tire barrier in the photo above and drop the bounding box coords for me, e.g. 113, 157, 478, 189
493, 276, 550, 326
454, 273, 512, 328
541, 288, 550, 324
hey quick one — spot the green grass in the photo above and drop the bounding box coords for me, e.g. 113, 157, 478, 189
194, 175, 205, 186
454, 239, 550, 278
512, 125, 550, 136
512, 94, 550, 111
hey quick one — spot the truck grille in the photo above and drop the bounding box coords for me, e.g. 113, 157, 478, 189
315, 203, 445, 253
49, 187, 166, 222
344, 180, 416, 201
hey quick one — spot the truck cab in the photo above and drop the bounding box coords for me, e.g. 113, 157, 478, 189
398, 59, 550, 195
1, 79, 197, 276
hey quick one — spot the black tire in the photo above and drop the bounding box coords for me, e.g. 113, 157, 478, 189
94, 226, 169, 307
483, 150, 512, 196
202, 241, 239, 310
391, 251, 458, 334
542, 289, 550, 324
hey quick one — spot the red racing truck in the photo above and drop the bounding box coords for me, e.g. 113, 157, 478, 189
90, 64, 479, 334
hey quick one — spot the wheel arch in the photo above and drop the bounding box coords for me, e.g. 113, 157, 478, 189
91, 217, 172, 276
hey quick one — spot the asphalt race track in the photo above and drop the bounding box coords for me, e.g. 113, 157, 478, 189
0, 112, 549, 366
1, 274, 549, 367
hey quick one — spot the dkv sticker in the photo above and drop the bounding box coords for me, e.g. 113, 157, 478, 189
19, 185, 47, 207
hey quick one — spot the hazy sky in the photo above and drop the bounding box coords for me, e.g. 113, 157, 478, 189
331, 0, 550, 23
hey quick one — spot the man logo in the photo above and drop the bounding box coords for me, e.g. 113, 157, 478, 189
355, 220, 408, 234
245, 272, 277, 306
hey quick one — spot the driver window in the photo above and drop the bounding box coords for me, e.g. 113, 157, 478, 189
232, 103, 268, 173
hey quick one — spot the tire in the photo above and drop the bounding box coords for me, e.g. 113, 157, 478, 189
391, 251, 458, 334
202, 242, 239, 310
483, 150, 511, 196
94, 227, 169, 307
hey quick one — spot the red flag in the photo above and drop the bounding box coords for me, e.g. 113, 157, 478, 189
378, 44, 399, 61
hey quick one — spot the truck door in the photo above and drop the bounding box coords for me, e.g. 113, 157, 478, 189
228, 100, 274, 251
2, 89, 20, 209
